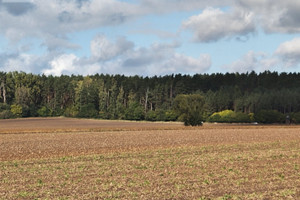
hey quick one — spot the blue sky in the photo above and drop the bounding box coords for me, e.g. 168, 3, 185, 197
1, 0, 300, 76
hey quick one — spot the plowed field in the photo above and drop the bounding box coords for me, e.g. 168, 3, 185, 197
1, 118, 300, 199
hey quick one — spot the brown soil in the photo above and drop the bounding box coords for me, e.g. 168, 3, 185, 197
1, 118, 299, 160
1, 118, 299, 199
0, 117, 183, 133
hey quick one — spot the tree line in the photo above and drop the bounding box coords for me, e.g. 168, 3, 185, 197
1, 71, 300, 124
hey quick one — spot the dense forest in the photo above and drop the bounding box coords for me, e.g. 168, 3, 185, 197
1, 71, 300, 124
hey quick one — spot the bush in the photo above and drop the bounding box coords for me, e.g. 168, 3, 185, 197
98, 111, 109, 119
0, 110, 13, 119
183, 111, 204, 126
37, 106, 51, 117
248, 113, 255, 122
207, 110, 251, 123
77, 103, 98, 118
164, 110, 177, 121
125, 103, 144, 121
207, 113, 221, 122
290, 112, 300, 124
155, 109, 167, 121
145, 110, 157, 121
0, 103, 13, 119
0, 103, 10, 112
10, 104, 23, 117
145, 109, 177, 122
64, 106, 78, 117
254, 110, 285, 124
233, 112, 252, 123
29, 104, 39, 117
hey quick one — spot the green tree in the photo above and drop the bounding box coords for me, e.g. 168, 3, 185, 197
116, 86, 125, 119
173, 94, 205, 126
124, 90, 144, 120
98, 79, 108, 118
75, 76, 98, 118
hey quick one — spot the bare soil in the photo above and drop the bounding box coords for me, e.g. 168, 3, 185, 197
0, 117, 183, 133
0, 118, 299, 199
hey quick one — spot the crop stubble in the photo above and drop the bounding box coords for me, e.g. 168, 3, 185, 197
0, 118, 300, 199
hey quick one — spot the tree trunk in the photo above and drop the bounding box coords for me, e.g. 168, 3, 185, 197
170, 84, 173, 106
145, 87, 149, 113
3, 85, 6, 104
1, 81, 6, 104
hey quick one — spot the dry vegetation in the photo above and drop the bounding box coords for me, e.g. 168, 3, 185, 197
1, 118, 300, 199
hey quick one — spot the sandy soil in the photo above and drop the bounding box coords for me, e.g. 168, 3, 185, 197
1, 118, 299, 160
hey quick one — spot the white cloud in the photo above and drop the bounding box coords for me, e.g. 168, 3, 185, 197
0, 0, 140, 47
161, 53, 211, 75
276, 38, 300, 56
235, 0, 300, 34
120, 41, 211, 76
182, 7, 255, 42
90, 34, 134, 61
1, 0, 300, 50
1, 0, 300, 47
0, 52, 40, 72
2, 0, 300, 76
275, 37, 300, 68
140, 0, 232, 13
180, 1, 300, 42
43, 54, 79, 76
223, 37, 300, 73
223, 51, 280, 73
41, 36, 211, 76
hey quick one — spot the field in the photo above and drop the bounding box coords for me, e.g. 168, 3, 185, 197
1, 118, 300, 199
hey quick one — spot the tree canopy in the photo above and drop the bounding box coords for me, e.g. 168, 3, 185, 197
1, 71, 300, 125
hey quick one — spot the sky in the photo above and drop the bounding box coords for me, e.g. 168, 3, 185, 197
0, 0, 300, 76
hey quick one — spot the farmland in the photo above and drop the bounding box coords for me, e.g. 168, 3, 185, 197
1, 118, 300, 199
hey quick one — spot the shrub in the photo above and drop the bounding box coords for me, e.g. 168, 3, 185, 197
219, 110, 235, 122
0, 103, 13, 119
164, 110, 177, 121
10, 104, 23, 117
0, 103, 10, 111
207, 113, 221, 122
29, 104, 39, 117
207, 110, 251, 123
125, 103, 144, 121
254, 110, 285, 124
233, 112, 252, 123
64, 106, 78, 117
0, 110, 13, 119
290, 112, 300, 124
145, 110, 157, 121
154, 109, 166, 121
77, 103, 98, 118
98, 111, 109, 119
145, 109, 177, 122
183, 111, 204, 126
37, 106, 50, 117
248, 113, 255, 122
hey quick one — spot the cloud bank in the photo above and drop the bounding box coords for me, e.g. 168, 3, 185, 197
0, 0, 300, 75
182, 7, 255, 42
42, 36, 212, 76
